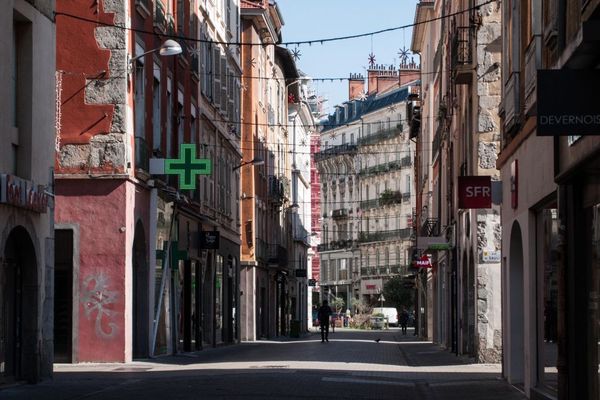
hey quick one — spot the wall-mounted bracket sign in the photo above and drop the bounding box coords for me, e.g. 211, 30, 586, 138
150, 144, 212, 190
458, 176, 492, 209
537, 70, 600, 136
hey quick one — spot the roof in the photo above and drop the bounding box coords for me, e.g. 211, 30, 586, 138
240, 0, 265, 9
320, 85, 413, 132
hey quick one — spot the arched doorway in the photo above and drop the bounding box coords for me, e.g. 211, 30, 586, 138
509, 221, 525, 383
1, 226, 37, 383
132, 221, 149, 359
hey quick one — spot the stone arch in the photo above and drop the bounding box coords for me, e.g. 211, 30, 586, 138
1, 226, 38, 382
508, 221, 525, 383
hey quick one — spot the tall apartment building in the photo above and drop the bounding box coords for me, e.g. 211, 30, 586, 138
239, 0, 297, 340
0, 0, 55, 383
54, 0, 241, 363
500, 1, 600, 399
410, 0, 502, 363
316, 65, 418, 310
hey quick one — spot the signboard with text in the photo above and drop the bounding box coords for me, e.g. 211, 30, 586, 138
458, 176, 492, 209
537, 70, 600, 136
199, 231, 220, 249
0, 174, 49, 213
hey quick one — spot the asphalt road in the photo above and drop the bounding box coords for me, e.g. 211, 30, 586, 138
1, 328, 527, 400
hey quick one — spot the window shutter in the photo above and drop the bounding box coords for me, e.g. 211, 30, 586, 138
220, 56, 227, 112
213, 48, 221, 106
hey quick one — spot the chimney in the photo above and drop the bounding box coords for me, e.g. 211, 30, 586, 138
368, 65, 399, 95
399, 58, 421, 86
348, 73, 365, 100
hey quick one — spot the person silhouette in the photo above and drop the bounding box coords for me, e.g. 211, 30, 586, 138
318, 300, 332, 342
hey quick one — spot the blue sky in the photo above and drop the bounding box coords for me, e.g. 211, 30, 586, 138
276, 0, 419, 116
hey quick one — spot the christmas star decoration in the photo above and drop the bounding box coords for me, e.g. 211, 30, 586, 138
387, 105, 397, 113
300, 138, 307, 146
288, 93, 296, 103
330, 131, 337, 139
241, 82, 249, 92
398, 46, 411, 66
357, 90, 368, 101
249, 58, 256, 68
291, 47, 302, 61
368, 52, 376, 68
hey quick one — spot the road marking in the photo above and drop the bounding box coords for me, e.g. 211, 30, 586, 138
322, 377, 415, 387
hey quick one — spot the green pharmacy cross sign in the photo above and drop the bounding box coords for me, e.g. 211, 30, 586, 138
162, 144, 211, 190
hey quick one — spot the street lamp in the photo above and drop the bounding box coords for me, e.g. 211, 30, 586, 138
232, 157, 264, 171
128, 39, 182, 74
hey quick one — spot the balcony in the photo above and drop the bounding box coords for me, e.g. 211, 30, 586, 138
524, 39, 541, 116
314, 143, 357, 162
331, 208, 349, 219
268, 175, 284, 205
407, 100, 421, 139
268, 244, 288, 267
420, 218, 440, 237
153, 1, 166, 32
357, 124, 403, 146
503, 72, 521, 137
451, 26, 475, 85
134, 136, 150, 172
359, 198, 380, 210
358, 228, 413, 243
432, 122, 443, 162
255, 238, 268, 262
379, 190, 402, 206
135, 0, 151, 18
317, 239, 356, 252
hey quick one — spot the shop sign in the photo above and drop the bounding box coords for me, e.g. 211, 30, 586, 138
417, 236, 449, 250
0, 174, 49, 213
482, 250, 501, 263
458, 176, 492, 209
361, 278, 382, 295
199, 231, 220, 249
415, 254, 432, 268
295, 269, 307, 277
538, 70, 600, 136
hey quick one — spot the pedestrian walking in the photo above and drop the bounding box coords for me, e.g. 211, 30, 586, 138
400, 307, 409, 335
318, 300, 332, 342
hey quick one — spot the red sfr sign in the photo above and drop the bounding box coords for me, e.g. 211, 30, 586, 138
458, 176, 492, 209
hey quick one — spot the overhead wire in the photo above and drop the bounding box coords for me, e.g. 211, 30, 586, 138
54, 0, 497, 47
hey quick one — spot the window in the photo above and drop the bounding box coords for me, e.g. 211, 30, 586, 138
166, 77, 173, 157
152, 63, 161, 151
134, 42, 146, 139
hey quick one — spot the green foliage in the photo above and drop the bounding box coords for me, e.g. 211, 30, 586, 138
383, 276, 414, 310
331, 296, 345, 313
350, 297, 370, 314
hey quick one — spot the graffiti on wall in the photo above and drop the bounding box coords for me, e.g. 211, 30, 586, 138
81, 272, 119, 339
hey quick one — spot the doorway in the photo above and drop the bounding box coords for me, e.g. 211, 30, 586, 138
54, 229, 73, 363
509, 221, 525, 384
132, 221, 149, 359
1, 226, 37, 383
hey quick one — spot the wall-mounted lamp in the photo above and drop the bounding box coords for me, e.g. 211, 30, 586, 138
232, 157, 264, 171
128, 39, 182, 74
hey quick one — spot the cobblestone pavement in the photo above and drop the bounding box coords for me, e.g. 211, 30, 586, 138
1, 328, 527, 400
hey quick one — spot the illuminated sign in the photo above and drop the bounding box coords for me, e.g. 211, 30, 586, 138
151, 144, 212, 190
0, 174, 49, 213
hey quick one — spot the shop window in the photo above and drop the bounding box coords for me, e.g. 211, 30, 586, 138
536, 207, 558, 393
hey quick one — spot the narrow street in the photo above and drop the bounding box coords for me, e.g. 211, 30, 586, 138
2, 329, 525, 400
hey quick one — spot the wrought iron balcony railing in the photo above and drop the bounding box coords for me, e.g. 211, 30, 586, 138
357, 123, 403, 146
358, 228, 413, 243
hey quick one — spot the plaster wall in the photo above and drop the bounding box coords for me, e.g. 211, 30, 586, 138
500, 133, 556, 391
55, 179, 128, 362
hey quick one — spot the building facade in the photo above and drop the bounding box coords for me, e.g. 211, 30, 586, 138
55, 0, 241, 363
0, 0, 55, 383
500, 0, 600, 399
239, 0, 294, 340
316, 66, 418, 312
411, 0, 503, 363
